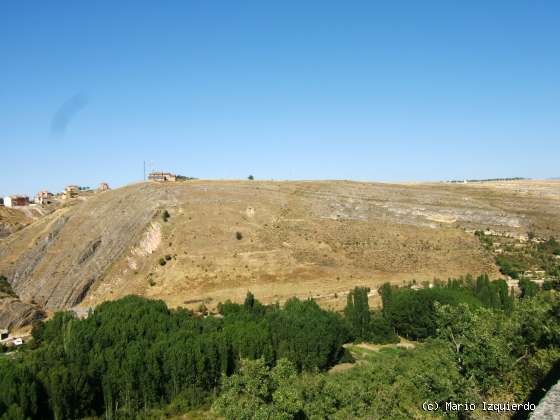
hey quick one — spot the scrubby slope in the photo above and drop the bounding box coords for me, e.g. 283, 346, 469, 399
0, 183, 180, 309
0, 207, 33, 238
1, 180, 559, 315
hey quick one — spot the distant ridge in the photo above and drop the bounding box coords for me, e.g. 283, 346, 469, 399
445, 177, 528, 184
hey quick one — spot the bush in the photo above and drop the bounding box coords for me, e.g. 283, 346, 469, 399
159, 258, 167, 266
162, 210, 170, 222
495, 255, 528, 279
247, 175, 254, 180
368, 312, 399, 344
235, 231, 243, 240
0, 275, 16, 297
543, 279, 560, 291
338, 348, 355, 364
519, 278, 540, 298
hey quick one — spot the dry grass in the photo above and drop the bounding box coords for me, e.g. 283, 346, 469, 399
2, 179, 560, 314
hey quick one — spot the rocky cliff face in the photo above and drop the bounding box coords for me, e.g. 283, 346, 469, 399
0, 180, 559, 319
0, 183, 181, 309
0, 297, 45, 330
531, 380, 560, 419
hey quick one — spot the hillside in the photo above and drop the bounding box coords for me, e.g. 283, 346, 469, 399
1, 179, 560, 318
0, 206, 33, 238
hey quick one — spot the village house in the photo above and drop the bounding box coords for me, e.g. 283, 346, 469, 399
148, 172, 177, 182
523, 270, 547, 280
65, 185, 80, 193
62, 185, 80, 199
35, 190, 54, 205
4, 195, 30, 207
98, 182, 110, 192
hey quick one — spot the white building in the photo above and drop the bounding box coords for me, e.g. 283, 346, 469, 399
4, 195, 30, 207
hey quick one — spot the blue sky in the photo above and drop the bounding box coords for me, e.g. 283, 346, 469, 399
1, 1, 559, 196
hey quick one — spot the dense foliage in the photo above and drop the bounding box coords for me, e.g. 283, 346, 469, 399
345, 286, 398, 344
214, 343, 475, 419
476, 232, 560, 279
215, 290, 560, 419
1, 273, 559, 419
0, 294, 349, 419
378, 274, 516, 340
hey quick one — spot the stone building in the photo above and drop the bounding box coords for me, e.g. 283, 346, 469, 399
148, 172, 177, 182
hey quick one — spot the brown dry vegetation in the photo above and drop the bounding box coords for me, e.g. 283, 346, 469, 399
0, 206, 33, 238
1, 179, 560, 317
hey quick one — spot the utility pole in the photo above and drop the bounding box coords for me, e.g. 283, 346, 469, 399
143, 161, 146, 181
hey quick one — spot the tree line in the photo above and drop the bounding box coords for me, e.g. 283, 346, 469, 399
1, 274, 559, 419
214, 278, 560, 419
0, 293, 349, 419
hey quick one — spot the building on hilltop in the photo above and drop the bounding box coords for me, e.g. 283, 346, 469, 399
4, 195, 30, 207
35, 191, 54, 205
65, 185, 80, 193
148, 172, 177, 182
62, 185, 80, 200
98, 182, 110, 192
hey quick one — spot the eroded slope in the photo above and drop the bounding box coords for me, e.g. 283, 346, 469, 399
1, 180, 559, 314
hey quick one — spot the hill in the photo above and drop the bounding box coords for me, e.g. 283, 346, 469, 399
0, 206, 33, 238
1, 179, 560, 319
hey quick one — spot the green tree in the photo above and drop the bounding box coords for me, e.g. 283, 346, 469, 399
519, 278, 540, 298
436, 303, 514, 391
345, 287, 371, 341
212, 358, 301, 420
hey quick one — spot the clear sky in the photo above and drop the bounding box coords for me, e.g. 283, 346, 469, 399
1, 1, 559, 196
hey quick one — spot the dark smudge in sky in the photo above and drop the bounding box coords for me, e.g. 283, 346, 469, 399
50, 93, 89, 137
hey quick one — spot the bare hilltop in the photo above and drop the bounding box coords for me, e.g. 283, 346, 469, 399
1, 179, 560, 321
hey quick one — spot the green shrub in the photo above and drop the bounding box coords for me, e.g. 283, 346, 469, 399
368, 312, 399, 344
338, 348, 355, 364
0, 275, 16, 297
519, 278, 540, 298
495, 255, 528, 279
